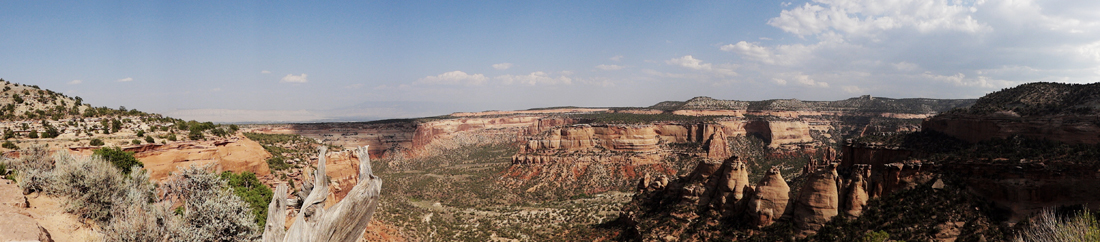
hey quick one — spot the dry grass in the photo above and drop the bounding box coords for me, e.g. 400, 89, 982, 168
1015, 209, 1100, 242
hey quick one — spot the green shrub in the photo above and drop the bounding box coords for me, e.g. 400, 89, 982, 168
144, 136, 154, 144
2, 141, 17, 149
165, 165, 259, 240
42, 126, 59, 138
90, 138, 104, 146
131, 139, 141, 145
28, 130, 38, 138
102, 167, 175, 241
188, 129, 205, 140
220, 171, 274, 228
211, 128, 228, 137
266, 156, 292, 170
52, 154, 126, 223
8, 146, 51, 193
136, 130, 145, 137
93, 147, 143, 175
861, 230, 890, 242
167, 134, 177, 141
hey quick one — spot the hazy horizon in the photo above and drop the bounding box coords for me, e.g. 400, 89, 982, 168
3, 1, 1098, 122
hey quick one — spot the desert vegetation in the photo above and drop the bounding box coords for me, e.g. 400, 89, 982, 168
2, 146, 262, 240
1014, 209, 1100, 242
242, 132, 321, 170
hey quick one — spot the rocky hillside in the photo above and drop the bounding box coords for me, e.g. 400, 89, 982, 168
961, 82, 1100, 115
926, 82, 1100, 144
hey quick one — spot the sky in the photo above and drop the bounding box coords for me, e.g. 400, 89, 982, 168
2, 0, 1099, 123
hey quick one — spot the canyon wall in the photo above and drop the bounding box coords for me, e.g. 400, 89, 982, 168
923, 113, 1100, 144
252, 116, 577, 159
66, 135, 273, 182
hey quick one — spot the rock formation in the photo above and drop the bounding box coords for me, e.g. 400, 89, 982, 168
697, 157, 750, 214
73, 135, 274, 182
0, 180, 53, 242
704, 126, 732, 160
792, 163, 841, 237
842, 164, 870, 218
263, 146, 381, 242
745, 167, 789, 228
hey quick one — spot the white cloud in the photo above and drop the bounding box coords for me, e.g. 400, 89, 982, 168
68, 80, 82, 85
715, 0, 1100, 99
893, 62, 919, 72
767, 0, 989, 38
920, 72, 1011, 88
261, 70, 271, 74
1080, 41, 1100, 62
497, 71, 573, 85
722, 41, 773, 64
773, 72, 828, 88
116, 77, 133, 82
842, 86, 866, 93
610, 55, 624, 61
596, 64, 624, 71
665, 55, 737, 76
492, 63, 513, 70
281, 74, 308, 83
417, 71, 488, 86
641, 69, 704, 79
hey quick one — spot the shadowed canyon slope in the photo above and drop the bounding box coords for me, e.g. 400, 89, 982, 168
614, 82, 1100, 241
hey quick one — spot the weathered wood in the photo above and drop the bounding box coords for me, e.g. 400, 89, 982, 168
261, 183, 287, 242
263, 145, 382, 242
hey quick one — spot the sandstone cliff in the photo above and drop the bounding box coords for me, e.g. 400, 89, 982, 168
64, 135, 273, 182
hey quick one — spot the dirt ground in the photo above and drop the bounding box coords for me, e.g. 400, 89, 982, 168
25, 193, 102, 241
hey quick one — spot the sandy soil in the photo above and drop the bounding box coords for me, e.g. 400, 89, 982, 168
25, 193, 102, 242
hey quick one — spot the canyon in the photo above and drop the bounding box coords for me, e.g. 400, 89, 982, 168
19, 84, 1068, 241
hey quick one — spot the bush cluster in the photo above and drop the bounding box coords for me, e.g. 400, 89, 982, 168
2, 146, 261, 240
220, 171, 274, 228
1015, 209, 1100, 242
93, 146, 143, 175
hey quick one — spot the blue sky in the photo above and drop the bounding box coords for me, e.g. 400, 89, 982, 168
2, 0, 1099, 122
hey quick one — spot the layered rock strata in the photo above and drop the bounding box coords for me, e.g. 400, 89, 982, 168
67, 135, 273, 182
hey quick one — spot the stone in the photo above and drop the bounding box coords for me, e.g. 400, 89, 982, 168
745, 166, 790, 228
704, 125, 732, 160
843, 164, 871, 218
0, 210, 53, 242
792, 163, 841, 237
